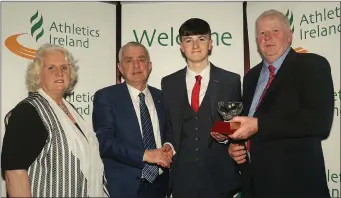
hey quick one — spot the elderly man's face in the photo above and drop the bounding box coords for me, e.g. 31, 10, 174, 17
39, 50, 71, 96
256, 16, 292, 63
118, 45, 151, 87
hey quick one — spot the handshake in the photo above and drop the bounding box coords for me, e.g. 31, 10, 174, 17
143, 144, 174, 168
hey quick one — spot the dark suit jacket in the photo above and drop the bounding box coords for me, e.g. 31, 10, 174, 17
92, 83, 168, 198
161, 63, 242, 195
242, 48, 334, 198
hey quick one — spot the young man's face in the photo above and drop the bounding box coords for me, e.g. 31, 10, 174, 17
180, 34, 212, 64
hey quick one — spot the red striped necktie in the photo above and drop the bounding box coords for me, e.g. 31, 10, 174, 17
247, 65, 275, 152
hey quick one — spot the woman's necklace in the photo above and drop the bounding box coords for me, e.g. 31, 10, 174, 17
59, 103, 69, 115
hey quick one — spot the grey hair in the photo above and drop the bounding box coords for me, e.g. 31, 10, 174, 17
26, 43, 79, 93
255, 9, 291, 38
118, 41, 150, 63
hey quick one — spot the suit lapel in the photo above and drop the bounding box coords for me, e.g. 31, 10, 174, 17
256, 48, 297, 111
119, 83, 143, 146
149, 87, 166, 144
174, 68, 187, 150
207, 64, 221, 121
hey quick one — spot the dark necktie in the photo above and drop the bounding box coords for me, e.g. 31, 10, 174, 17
247, 65, 275, 152
139, 92, 158, 183
191, 75, 202, 113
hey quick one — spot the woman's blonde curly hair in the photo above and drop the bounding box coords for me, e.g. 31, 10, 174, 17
26, 43, 79, 93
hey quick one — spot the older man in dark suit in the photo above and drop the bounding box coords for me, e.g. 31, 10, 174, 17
228, 9, 334, 198
93, 41, 171, 198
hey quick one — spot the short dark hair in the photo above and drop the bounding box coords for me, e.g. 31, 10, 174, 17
179, 18, 211, 40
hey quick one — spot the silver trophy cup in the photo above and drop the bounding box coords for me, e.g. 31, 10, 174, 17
217, 101, 243, 121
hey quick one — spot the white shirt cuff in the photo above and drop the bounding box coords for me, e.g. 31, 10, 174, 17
219, 139, 229, 144
164, 142, 176, 155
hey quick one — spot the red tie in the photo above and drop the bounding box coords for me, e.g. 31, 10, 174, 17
191, 75, 202, 113
247, 65, 275, 152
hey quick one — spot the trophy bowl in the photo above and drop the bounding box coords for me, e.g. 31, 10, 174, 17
217, 101, 243, 121
211, 101, 243, 135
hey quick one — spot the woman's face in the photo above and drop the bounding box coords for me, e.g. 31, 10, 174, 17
39, 50, 71, 97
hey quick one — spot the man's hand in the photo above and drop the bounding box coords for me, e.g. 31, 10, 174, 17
228, 143, 247, 164
162, 144, 174, 159
210, 132, 229, 142
228, 116, 258, 140
143, 148, 172, 168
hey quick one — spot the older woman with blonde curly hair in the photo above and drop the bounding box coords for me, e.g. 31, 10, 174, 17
1, 43, 109, 197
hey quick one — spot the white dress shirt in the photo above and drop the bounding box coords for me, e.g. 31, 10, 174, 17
186, 63, 211, 106
186, 63, 227, 144
126, 84, 163, 175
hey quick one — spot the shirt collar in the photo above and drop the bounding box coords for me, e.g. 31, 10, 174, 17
126, 83, 149, 100
263, 47, 290, 72
186, 62, 211, 80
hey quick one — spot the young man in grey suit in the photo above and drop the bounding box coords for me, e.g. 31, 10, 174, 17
161, 18, 242, 198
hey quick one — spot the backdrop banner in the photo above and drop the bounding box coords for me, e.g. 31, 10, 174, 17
1, 2, 116, 196
247, 2, 340, 197
121, 2, 245, 88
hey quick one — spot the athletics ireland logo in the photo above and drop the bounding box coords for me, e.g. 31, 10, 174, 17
4, 10, 43, 60
285, 9, 308, 53
30, 10, 44, 42
286, 9, 295, 34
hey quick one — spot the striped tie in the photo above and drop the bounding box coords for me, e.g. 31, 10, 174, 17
139, 92, 158, 183
247, 65, 275, 152
255, 65, 276, 110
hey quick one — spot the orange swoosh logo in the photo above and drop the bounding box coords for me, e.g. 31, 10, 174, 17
5, 33, 37, 60
294, 47, 308, 53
